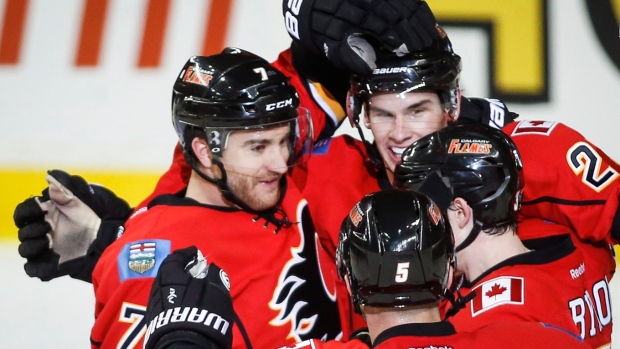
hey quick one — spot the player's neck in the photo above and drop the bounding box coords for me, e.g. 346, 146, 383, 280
186, 170, 236, 208
458, 227, 529, 282
364, 304, 441, 343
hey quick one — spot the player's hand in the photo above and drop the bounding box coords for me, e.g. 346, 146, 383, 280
144, 246, 234, 349
458, 97, 519, 129
283, 0, 440, 74
13, 169, 132, 281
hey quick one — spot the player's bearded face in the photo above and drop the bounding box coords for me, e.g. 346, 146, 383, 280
365, 91, 452, 182
220, 126, 291, 211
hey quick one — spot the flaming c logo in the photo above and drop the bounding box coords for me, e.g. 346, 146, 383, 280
268, 203, 341, 341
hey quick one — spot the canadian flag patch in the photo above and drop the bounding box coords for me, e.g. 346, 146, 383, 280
470, 276, 524, 316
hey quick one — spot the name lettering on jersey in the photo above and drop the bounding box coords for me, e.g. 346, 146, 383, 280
182, 66, 213, 87
349, 203, 364, 227
266, 98, 293, 111
510, 120, 558, 136
372, 67, 409, 75
447, 139, 492, 154
570, 262, 585, 279
471, 276, 524, 316
144, 307, 230, 344
408, 346, 453, 349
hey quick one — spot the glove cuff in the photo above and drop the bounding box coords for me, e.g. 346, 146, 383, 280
58, 219, 124, 283
148, 331, 223, 349
458, 97, 518, 129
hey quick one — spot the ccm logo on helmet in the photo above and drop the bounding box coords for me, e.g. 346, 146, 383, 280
266, 98, 293, 111
373, 67, 409, 75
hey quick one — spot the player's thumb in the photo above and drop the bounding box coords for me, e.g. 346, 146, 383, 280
46, 174, 75, 206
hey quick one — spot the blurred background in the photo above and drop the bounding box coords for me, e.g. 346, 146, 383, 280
0, 0, 618, 347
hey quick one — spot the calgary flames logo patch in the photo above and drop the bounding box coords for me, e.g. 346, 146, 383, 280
348, 203, 364, 227
182, 66, 213, 86
428, 203, 442, 226
447, 139, 492, 154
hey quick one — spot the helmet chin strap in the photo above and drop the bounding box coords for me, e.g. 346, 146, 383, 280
354, 122, 384, 170
455, 220, 483, 252
189, 157, 295, 233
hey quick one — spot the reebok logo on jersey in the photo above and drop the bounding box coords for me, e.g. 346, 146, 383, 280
409, 346, 453, 349
570, 262, 585, 279
144, 307, 230, 343
471, 276, 524, 316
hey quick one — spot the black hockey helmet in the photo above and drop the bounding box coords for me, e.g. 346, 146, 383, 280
395, 124, 524, 234
346, 34, 462, 128
172, 47, 313, 166
336, 189, 454, 313
170, 48, 314, 222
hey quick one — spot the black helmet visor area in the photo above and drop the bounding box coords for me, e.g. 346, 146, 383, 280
189, 107, 313, 173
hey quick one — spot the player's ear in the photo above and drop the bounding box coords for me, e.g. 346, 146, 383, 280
191, 137, 213, 169
450, 197, 471, 230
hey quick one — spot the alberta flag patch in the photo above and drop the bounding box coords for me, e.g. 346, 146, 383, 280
471, 276, 524, 316
118, 239, 171, 282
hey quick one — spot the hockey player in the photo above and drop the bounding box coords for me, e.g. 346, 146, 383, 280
395, 123, 610, 348
13, 0, 616, 343
89, 49, 364, 349
139, 189, 591, 349
14, 0, 454, 283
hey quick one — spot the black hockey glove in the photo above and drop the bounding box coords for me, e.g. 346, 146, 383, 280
13, 169, 132, 282
283, 0, 440, 74
144, 246, 235, 349
458, 97, 519, 129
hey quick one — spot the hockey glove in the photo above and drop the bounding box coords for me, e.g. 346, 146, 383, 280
144, 246, 235, 349
283, 0, 440, 74
458, 97, 519, 129
13, 169, 132, 282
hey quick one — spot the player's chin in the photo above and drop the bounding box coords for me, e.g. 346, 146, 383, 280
249, 188, 281, 211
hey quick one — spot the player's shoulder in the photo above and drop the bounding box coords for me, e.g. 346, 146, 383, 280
503, 119, 581, 138
473, 322, 589, 348
312, 134, 365, 156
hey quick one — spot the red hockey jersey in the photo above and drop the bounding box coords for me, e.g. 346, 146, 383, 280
281, 322, 589, 349
441, 233, 584, 339
91, 183, 351, 348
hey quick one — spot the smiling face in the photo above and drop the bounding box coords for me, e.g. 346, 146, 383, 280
365, 91, 454, 182
219, 125, 291, 211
